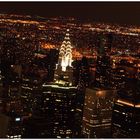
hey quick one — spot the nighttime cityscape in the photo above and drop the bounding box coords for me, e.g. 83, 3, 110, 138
0, 2, 140, 138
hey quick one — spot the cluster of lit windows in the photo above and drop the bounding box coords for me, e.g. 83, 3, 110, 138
6, 135, 21, 139
82, 88, 115, 138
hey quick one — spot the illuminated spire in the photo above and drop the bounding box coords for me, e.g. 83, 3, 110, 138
59, 29, 73, 71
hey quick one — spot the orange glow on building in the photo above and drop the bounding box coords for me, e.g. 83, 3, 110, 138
41, 43, 55, 49
117, 99, 140, 108
96, 91, 106, 97
117, 99, 134, 107
72, 49, 83, 59
135, 104, 140, 108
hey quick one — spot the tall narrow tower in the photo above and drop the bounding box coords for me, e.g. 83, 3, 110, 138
54, 29, 73, 85
58, 29, 73, 72
95, 33, 113, 88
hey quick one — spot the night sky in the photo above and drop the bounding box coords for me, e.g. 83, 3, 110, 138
1, 2, 140, 26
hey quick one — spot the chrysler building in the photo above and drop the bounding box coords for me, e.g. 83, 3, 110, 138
59, 29, 73, 71
54, 29, 73, 85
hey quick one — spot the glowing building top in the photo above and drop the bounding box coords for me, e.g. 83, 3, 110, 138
54, 29, 74, 85
59, 29, 73, 71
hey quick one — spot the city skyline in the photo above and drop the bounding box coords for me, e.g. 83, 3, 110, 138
0, 2, 140, 138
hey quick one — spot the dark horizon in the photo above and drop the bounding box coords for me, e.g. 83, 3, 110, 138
1, 2, 140, 26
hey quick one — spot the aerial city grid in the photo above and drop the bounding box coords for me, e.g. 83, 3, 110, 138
0, 2, 140, 139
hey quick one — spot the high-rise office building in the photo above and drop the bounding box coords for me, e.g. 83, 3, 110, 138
72, 59, 81, 86
78, 57, 90, 88
97, 33, 113, 56
110, 66, 126, 90
95, 55, 111, 88
112, 78, 140, 138
95, 34, 113, 89
46, 48, 59, 82
23, 82, 84, 138
82, 88, 116, 138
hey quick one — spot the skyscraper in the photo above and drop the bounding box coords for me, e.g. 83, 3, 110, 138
112, 78, 140, 138
78, 57, 90, 88
54, 29, 73, 85
46, 48, 59, 82
22, 82, 84, 138
95, 55, 110, 88
59, 29, 73, 71
22, 29, 85, 138
95, 33, 113, 89
82, 88, 116, 138
110, 66, 126, 90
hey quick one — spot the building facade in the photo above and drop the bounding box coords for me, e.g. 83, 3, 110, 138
82, 88, 116, 138
112, 78, 140, 138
